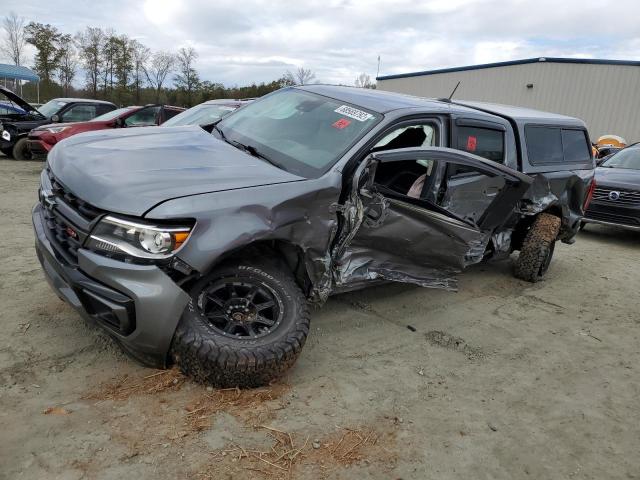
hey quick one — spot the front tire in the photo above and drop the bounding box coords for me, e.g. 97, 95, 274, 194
514, 213, 561, 282
12, 138, 32, 161
170, 257, 310, 388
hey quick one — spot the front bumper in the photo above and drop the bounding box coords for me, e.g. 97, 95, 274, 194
584, 201, 640, 231
33, 203, 190, 367
27, 138, 52, 157
0, 138, 15, 151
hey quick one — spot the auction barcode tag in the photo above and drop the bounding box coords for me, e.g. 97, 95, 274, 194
334, 105, 373, 122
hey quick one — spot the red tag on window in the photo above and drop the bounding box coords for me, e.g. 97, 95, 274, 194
467, 135, 477, 151
332, 118, 351, 129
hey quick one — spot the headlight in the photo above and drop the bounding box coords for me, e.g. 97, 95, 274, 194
45, 126, 69, 134
1, 130, 9, 141
87, 216, 193, 260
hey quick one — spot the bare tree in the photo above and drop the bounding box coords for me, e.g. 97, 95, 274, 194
174, 46, 200, 106
354, 73, 374, 89
1, 12, 26, 66
76, 27, 105, 98
130, 39, 149, 103
284, 67, 316, 85
58, 34, 77, 96
143, 51, 175, 102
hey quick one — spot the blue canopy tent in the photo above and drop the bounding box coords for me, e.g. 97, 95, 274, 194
0, 64, 40, 102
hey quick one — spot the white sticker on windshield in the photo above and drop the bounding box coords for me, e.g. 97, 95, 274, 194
334, 105, 373, 122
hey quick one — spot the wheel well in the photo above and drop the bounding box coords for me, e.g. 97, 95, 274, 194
197, 240, 314, 297
512, 207, 562, 251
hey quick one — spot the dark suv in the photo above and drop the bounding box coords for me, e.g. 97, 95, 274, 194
0, 86, 115, 159
32, 86, 595, 387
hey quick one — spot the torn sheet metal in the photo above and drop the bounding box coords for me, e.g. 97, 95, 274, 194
331, 168, 493, 292
520, 176, 558, 214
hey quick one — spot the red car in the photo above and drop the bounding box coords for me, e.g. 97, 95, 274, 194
28, 104, 185, 157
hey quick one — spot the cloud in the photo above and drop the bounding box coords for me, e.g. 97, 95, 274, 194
4, 0, 640, 86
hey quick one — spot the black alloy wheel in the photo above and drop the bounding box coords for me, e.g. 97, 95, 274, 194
197, 278, 283, 339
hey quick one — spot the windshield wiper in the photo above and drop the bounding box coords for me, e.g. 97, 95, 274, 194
243, 144, 282, 169
212, 124, 284, 170
212, 123, 227, 141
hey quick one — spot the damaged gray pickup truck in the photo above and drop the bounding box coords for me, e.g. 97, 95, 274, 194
33, 85, 595, 387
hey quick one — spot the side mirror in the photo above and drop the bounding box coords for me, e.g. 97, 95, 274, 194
51, 114, 60, 123
114, 118, 125, 128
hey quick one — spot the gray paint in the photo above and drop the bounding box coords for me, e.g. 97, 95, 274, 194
48, 125, 306, 216
34, 85, 594, 365
378, 60, 640, 142
33, 204, 190, 367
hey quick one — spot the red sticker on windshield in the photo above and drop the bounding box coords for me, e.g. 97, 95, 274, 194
332, 118, 351, 129
467, 135, 477, 151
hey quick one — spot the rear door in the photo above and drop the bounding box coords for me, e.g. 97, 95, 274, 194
332, 147, 532, 290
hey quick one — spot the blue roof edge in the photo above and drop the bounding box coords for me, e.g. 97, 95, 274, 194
376, 57, 640, 81
0, 63, 40, 82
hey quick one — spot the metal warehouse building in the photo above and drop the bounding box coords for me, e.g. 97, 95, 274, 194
377, 57, 640, 143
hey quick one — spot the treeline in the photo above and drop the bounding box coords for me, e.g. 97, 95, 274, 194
17, 21, 297, 106
1, 12, 375, 107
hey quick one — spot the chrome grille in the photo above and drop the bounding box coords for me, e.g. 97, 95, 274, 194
592, 186, 640, 206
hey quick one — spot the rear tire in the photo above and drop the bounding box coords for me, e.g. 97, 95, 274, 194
170, 257, 310, 388
12, 138, 32, 161
514, 213, 561, 282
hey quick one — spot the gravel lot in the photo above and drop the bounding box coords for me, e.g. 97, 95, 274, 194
1, 157, 639, 480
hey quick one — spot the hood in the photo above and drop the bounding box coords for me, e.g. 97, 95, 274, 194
48, 126, 306, 216
33, 121, 83, 131
0, 86, 41, 116
32, 120, 110, 135
595, 166, 640, 190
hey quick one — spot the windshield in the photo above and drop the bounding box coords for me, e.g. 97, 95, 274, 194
163, 103, 238, 127
90, 107, 134, 122
601, 147, 640, 170
218, 89, 381, 178
37, 100, 68, 117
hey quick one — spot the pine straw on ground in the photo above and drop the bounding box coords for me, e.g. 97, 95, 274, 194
197, 424, 398, 479
184, 384, 290, 431
83, 368, 187, 401
82, 368, 290, 433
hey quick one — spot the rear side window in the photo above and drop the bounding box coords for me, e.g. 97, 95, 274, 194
562, 129, 591, 163
61, 104, 97, 122
164, 108, 182, 121
526, 126, 590, 165
456, 126, 504, 163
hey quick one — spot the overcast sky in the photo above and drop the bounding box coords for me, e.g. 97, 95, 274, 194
7, 0, 640, 86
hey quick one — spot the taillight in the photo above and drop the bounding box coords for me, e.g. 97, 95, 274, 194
583, 178, 596, 211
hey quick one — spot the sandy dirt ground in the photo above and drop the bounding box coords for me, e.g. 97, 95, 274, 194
1, 157, 639, 480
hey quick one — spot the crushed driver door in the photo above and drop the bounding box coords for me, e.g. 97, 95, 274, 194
332, 147, 532, 291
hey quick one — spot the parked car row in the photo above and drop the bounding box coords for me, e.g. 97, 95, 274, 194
583, 143, 640, 231
27, 104, 185, 158
31, 84, 597, 387
0, 86, 251, 160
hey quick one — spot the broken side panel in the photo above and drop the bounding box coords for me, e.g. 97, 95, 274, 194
333, 194, 492, 291
332, 147, 533, 292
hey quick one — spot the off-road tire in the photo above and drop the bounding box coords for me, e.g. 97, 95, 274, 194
514, 213, 561, 282
12, 138, 32, 161
170, 257, 310, 388
0, 147, 13, 158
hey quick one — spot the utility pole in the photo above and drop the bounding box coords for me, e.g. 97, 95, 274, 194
376, 55, 381, 79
